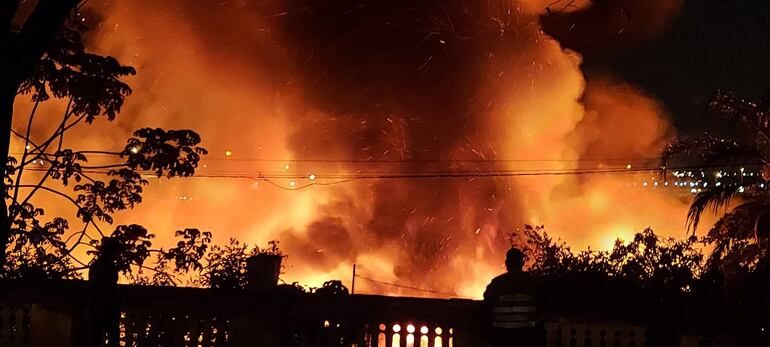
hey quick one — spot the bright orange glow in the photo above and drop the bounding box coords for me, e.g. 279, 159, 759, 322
7, 0, 700, 298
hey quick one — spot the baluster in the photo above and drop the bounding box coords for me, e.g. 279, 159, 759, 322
597, 328, 607, 347
152, 314, 164, 346
544, 323, 559, 347
353, 322, 367, 347
296, 316, 308, 347
602, 326, 616, 347
208, 317, 220, 346
11, 304, 21, 346
201, 317, 212, 347
560, 323, 574, 347
587, 325, 600, 347
613, 327, 623, 347
122, 312, 132, 347
170, 315, 185, 346
311, 317, 322, 347
427, 326, 436, 347
573, 324, 587, 347
324, 319, 334, 347
0, 304, 7, 345
385, 324, 393, 347
376, 324, 387, 347
194, 316, 204, 347
633, 327, 646, 347
361, 323, 373, 347
21, 305, 30, 345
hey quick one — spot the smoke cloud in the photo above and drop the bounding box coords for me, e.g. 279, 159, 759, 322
10, 0, 703, 297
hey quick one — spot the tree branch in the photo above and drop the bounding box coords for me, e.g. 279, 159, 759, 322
23, 102, 78, 167
80, 164, 128, 170
11, 98, 41, 206
1, 0, 20, 32
14, 184, 105, 237
137, 264, 178, 286
10, 0, 81, 86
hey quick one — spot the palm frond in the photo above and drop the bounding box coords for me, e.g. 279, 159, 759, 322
660, 134, 761, 168
711, 91, 770, 157
687, 184, 744, 233
711, 91, 761, 120
721, 197, 770, 242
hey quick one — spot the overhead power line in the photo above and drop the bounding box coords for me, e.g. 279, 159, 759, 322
8, 151, 659, 164
18, 163, 758, 191
354, 274, 466, 298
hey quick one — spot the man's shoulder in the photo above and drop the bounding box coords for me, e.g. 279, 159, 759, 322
489, 272, 538, 287
488, 272, 515, 287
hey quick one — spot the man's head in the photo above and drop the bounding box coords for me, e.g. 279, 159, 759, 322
505, 247, 525, 273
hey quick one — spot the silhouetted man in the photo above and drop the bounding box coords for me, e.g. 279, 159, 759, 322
484, 247, 539, 347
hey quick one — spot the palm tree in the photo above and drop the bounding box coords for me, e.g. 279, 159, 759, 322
661, 91, 770, 269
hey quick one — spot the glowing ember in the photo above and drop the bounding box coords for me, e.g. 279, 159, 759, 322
31, 0, 702, 299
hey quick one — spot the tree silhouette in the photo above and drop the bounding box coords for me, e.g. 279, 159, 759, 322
519, 225, 703, 291
1, 0, 83, 269
1, 10, 211, 282
661, 91, 770, 269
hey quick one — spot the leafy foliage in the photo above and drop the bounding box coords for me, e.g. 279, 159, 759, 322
518, 225, 769, 342
165, 228, 213, 272
518, 225, 704, 292
194, 238, 253, 289
2, 12, 208, 282
192, 239, 284, 289
17, 11, 136, 122
124, 128, 208, 178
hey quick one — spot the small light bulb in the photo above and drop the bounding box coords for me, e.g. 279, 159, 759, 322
626, 164, 632, 169
289, 181, 296, 187
225, 150, 232, 157
284, 164, 290, 170
308, 174, 316, 180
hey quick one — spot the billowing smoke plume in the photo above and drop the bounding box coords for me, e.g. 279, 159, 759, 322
40, 0, 700, 297
541, 0, 683, 57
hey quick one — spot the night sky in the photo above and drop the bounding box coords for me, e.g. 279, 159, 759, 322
550, 0, 770, 135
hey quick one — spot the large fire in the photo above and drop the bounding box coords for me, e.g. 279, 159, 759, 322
13, 0, 715, 298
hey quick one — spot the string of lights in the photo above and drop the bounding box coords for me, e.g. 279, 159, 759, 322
17, 163, 756, 180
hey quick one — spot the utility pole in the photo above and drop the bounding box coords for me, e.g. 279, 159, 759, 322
351, 263, 357, 295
